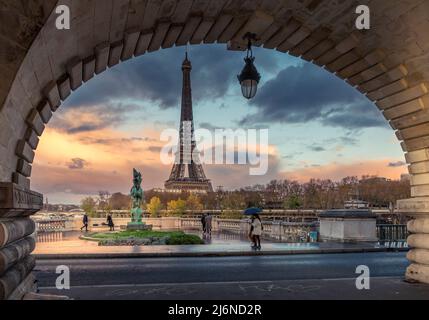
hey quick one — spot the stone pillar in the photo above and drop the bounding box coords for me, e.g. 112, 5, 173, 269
0, 219, 36, 247
271, 222, 282, 240
397, 198, 429, 284
240, 219, 251, 235
0, 256, 36, 300
0, 183, 43, 300
212, 218, 219, 232
0, 236, 35, 275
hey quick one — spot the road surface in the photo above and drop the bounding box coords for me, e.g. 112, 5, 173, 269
33, 252, 429, 300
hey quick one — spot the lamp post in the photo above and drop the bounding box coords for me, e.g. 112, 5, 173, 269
237, 32, 261, 100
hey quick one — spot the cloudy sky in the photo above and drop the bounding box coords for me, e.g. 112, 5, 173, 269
31, 44, 407, 204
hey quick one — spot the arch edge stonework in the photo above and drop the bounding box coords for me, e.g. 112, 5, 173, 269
2, 0, 429, 298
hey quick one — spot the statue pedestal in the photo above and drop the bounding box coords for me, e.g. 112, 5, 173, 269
126, 222, 152, 231
126, 207, 152, 230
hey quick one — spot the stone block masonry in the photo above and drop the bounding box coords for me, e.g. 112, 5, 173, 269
0, 183, 41, 299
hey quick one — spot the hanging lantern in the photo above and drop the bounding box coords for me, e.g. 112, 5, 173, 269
237, 33, 261, 99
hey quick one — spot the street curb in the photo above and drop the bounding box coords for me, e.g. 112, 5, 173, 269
34, 247, 408, 260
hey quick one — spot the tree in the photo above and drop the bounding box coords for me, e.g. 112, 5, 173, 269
147, 197, 163, 217
284, 195, 302, 209
221, 192, 246, 210
167, 198, 187, 216
81, 197, 96, 216
98, 190, 111, 214
109, 192, 131, 210
186, 194, 203, 211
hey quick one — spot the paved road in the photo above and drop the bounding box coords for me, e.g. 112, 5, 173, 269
32, 252, 429, 300
35, 252, 408, 287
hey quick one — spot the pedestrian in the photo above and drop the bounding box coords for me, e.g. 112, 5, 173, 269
249, 214, 263, 250
80, 213, 89, 232
107, 214, 115, 231
201, 213, 207, 234
205, 213, 212, 236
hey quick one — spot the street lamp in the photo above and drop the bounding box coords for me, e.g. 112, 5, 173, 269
237, 33, 261, 100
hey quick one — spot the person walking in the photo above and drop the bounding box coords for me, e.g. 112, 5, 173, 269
201, 213, 207, 234
205, 213, 212, 237
80, 213, 89, 232
249, 214, 263, 250
107, 214, 115, 231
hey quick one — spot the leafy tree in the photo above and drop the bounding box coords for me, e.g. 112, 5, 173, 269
284, 195, 302, 209
81, 197, 96, 217
221, 192, 246, 210
186, 194, 203, 211
220, 210, 243, 219
141, 175, 410, 212
167, 198, 187, 216
147, 196, 163, 217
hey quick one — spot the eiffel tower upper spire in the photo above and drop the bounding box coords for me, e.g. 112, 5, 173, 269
165, 53, 213, 193
181, 52, 193, 122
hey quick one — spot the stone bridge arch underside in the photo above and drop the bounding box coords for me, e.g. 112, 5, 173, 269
1, 0, 429, 297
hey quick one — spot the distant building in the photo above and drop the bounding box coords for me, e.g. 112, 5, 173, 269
153, 187, 208, 194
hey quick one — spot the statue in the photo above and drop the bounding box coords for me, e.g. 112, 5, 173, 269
130, 168, 144, 223
127, 168, 149, 230
126, 169, 153, 231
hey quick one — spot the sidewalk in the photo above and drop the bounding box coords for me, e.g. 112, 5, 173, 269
34, 231, 407, 259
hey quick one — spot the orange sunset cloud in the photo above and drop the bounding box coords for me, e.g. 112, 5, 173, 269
281, 159, 408, 182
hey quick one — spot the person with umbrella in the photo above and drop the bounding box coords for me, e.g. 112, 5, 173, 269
244, 207, 263, 250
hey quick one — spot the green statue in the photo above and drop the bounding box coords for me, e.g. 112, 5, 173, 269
130, 168, 144, 224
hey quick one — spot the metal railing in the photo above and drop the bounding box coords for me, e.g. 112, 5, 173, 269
377, 224, 408, 241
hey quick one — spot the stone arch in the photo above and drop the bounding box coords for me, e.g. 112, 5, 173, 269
1, 0, 429, 297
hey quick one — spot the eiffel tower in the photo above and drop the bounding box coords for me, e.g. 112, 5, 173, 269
164, 53, 213, 193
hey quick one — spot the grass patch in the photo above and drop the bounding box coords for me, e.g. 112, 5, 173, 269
90, 230, 204, 245
166, 233, 205, 245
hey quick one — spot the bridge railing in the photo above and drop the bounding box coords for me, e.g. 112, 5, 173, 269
216, 219, 241, 232
33, 218, 75, 233
279, 222, 316, 242
377, 224, 408, 241
35, 219, 66, 232
32, 216, 409, 244
180, 217, 201, 230
36, 232, 64, 243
